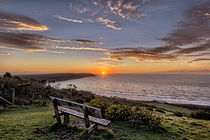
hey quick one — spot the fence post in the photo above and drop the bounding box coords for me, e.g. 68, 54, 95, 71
32, 92, 34, 104
11, 88, 15, 105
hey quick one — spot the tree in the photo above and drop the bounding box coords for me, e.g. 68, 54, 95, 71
3, 72, 12, 78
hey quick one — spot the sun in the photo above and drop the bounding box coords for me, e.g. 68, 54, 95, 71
101, 71, 107, 75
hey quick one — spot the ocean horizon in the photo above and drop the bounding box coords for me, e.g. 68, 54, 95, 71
51, 73, 210, 106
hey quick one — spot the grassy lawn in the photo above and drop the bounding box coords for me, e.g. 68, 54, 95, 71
0, 104, 56, 139
145, 102, 192, 116
0, 104, 209, 140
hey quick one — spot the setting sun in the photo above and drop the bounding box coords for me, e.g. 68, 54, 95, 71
101, 71, 107, 75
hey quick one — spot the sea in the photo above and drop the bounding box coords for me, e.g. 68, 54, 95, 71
50, 74, 210, 106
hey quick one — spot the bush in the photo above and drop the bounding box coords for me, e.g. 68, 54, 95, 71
173, 111, 183, 117
191, 110, 210, 120
129, 106, 162, 128
3, 72, 12, 78
89, 98, 111, 117
89, 98, 162, 128
105, 104, 132, 121
155, 108, 165, 113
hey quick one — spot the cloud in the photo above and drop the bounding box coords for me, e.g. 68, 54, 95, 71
0, 11, 48, 31
0, 32, 45, 51
0, 51, 14, 55
108, 41, 210, 62
159, 2, 210, 47
0, 32, 106, 54
205, 12, 210, 17
56, 15, 122, 30
68, 0, 149, 27
189, 58, 210, 63
72, 39, 104, 44
98, 57, 123, 62
0, 32, 69, 51
55, 15, 83, 23
107, 0, 146, 19
171, 41, 210, 56
96, 17, 122, 30
67, 0, 156, 30
188, 52, 210, 57
109, 46, 179, 61
55, 46, 106, 51
111, 46, 180, 54
108, 1, 210, 62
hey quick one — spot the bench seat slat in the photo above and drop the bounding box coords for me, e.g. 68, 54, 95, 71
58, 107, 111, 126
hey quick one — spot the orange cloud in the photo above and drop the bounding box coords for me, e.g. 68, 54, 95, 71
0, 51, 14, 55
188, 58, 210, 63
55, 46, 107, 51
0, 11, 48, 31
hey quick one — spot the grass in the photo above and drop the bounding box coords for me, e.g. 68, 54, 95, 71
0, 104, 56, 140
0, 104, 210, 140
161, 112, 210, 140
145, 102, 192, 116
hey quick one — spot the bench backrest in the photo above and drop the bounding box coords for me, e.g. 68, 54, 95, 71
50, 96, 102, 118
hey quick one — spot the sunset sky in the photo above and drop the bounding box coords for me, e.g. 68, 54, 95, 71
0, 0, 210, 74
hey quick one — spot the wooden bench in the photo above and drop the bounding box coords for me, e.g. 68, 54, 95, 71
49, 96, 111, 133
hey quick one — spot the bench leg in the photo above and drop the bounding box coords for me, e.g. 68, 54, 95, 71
64, 113, 69, 125
84, 107, 90, 128
86, 123, 98, 134
53, 99, 61, 125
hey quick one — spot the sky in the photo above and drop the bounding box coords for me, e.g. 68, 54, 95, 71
0, 0, 210, 74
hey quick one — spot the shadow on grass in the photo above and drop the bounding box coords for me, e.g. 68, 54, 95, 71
34, 123, 82, 139
80, 127, 115, 140
34, 121, 178, 140
34, 123, 115, 140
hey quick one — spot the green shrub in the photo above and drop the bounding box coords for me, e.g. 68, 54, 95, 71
105, 104, 132, 121
155, 108, 165, 113
147, 106, 154, 111
174, 111, 183, 117
129, 106, 162, 128
89, 98, 111, 117
89, 98, 162, 128
105, 104, 120, 121
191, 110, 210, 120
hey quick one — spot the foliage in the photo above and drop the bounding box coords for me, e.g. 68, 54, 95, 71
0, 73, 96, 106
173, 111, 183, 117
89, 98, 110, 117
17, 82, 31, 87
89, 98, 162, 128
190, 110, 210, 120
155, 108, 165, 113
3, 72, 12, 78
105, 104, 132, 121
129, 106, 162, 128
145, 102, 192, 116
